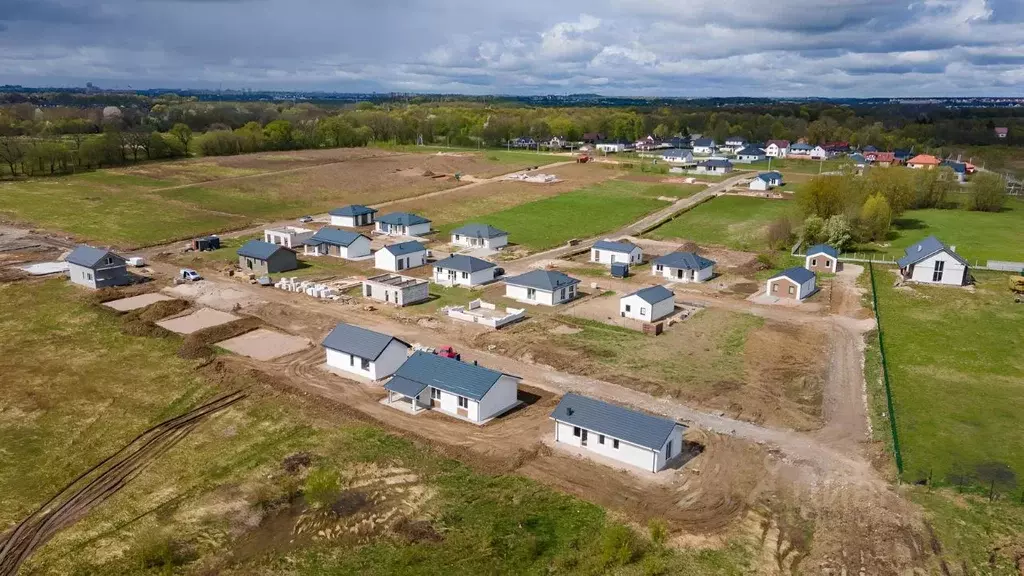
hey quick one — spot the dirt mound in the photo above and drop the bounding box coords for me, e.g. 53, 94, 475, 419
133, 299, 191, 322
85, 283, 157, 305
282, 452, 313, 474
120, 319, 173, 338
392, 517, 443, 543
179, 317, 263, 359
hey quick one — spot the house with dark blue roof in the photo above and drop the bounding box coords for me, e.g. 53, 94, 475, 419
450, 223, 509, 250
896, 236, 969, 286
383, 351, 521, 423
303, 227, 371, 259
734, 146, 766, 163
504, 270, 580, 305
322, 322, 411, 381
66, 244, 131, 290
375, 240, 427, 272
550, 393, 685, 473
765, 266, 817, 300
329, 204, 377, 227
749, 171, 784, 191
433, 254, 498, 287
695, 158, 733, 174
237, 239, 298, 275
620, 285, 675, 322
591, 239, 643, 266
692, 138, 716, 155
804, 244, 839, 273
940, 160, 968, 182
375, 212, 432, 237
652, 252, 715, 283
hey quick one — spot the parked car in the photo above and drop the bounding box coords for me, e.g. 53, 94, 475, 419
298, 215, 313, 223
179, 268, 202, 282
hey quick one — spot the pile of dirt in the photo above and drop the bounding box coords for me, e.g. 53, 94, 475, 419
282, 452, 313, 474
133, 299, 191, 322
120, 319, 173, 338
179, 316, 263, 359
392, 517, 443, 543
85, 283, 157, 305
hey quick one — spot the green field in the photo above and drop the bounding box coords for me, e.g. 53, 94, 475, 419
439, 180, 670, 251
872, 271, 1024, 486
0, 280, 748, 575
853, 198, 1024, 263
0, 172, 249, 247
647, 195, 797, 251
741, 158, 852, 174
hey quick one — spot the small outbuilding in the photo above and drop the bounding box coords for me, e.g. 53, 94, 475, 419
374, 241, 427, 272
652, 252, 715, 283
550, 393, 685, 473
383, 351, 520, 423
303, 227, 371, 259
620, 285, 675, 322
375, 212, 432, 237
191, 236, 221, 251
264, 226, 314, 249
450, 223, 509, 250
66, 245, 131, 290
237, 240, 299, 275
322, 322, 411, 381
433, 255, 497, 287
591, 239, 643, 266
896, 236, 970, 286
804, 244, 839, 273
504, 270, 580, 306
330, 205, 377, 227
766, 267, 817, 300
362, 274, 430, 306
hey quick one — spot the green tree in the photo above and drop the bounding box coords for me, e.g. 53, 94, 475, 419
863, 167, 914, 215
263, 119, 294, 150
823, 214, 853, 250
169, 123, 193, 155
801, 215, 825, 244
911, 167, 955, 209
797, 175, 846, 218
858, 194, 892, 242
968, 172, 1006, 212
147, 131, 171, 159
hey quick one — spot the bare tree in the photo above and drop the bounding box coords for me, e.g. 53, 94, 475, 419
0, 135, 25, 178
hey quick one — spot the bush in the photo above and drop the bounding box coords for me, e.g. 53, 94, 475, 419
599, 524, 643, 567
133, 532, 195, 570
765, 217, 793, 250
647, 518, 668, 546
968, 172, 1007, 212
303, 466, 340, 509
755, 252, 777, 270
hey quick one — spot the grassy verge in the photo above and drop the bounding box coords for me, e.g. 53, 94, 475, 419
647, 195, 797, 251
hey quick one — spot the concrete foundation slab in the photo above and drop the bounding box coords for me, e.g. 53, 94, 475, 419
156, 307, 239, 334
18, 262, 69, 275
103, 293, 174, 311
216, 328, 310, 361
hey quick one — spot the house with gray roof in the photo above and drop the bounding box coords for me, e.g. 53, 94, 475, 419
433, 254, 498, 287
450, 223, 509, 250
692, 138, 716, 155
65, 245, 131, 290
322, 322, 411, 381
765, 267, 817, 300
734, 146, 767, 163
591, 239, 643, 266
749, 171, 784, 191
375, 240, 427, 272
504, 270, 580, 306
375, 212, 432, 237
303, 227, 371, 259
329, 204, 377, 227
896, 236, 970, 286
804, 244, 839, 274
620, 285, 675, 323
695, 158, 733, 174
550, 393, 685, 473
652, 252, 715, 283
789, 142, 815, 157
383, 351, 520, 423
237, 240, 298, 275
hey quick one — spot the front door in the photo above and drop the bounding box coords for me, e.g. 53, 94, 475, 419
397, 258, 405, 271
676, 269, 683, 279
580, 430, 588, 446
447, 270, 457, 282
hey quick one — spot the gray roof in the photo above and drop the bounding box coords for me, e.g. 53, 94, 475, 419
755, 171, 783, 182
625, 285, 674, 305
451, 223, 508, 239
736, 147, 765, 156
389, 351, 513, 401
237, 239, 293, 261
66, 245, 123, 268
725, 136, 747, 144
593, 239, 639, 254
653, 251, 715, 270
329, 205, 377, 217
772, 266, 815, 284
321, 322, 410, 360
693, 138, 715, 147
550, 393, 681, 451
383, 376, 427, 398
433, 254, 496, 273
308, 227, 367, 247
699, 159, 733, 168
504, 270, 580, 292
805, 244, 839, 258
896, 236, 969, 268
378, 212, 431, 226
790, 143, 814, 150
381, 241, 426, 256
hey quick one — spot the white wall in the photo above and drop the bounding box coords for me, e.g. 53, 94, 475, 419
749, 179, 769, 191
331, 213, 374, 227
363, 279, 429, 306
375, 249, 426, 272
376, 221, 431, 236
477, 376, 519, 421
67, 262, 97, 289
264, 229, 313, 248
651, 426, 685, 471
693, 146, 714, 155
340, 236, 371, 259
591, 247, 642, 265
620, 293, 674, 322
434, 265, 494, 287
505, 283, 575, 306
908, 251, 968, 286
326, 340, 409, 380
653, 264, 713, 283
554, 421, 657, 472
451, 234, 508, 250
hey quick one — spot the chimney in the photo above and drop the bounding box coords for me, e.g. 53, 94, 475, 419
473, 360, 478, 366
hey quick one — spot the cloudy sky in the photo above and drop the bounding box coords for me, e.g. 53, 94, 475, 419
2, 0, 1022, 96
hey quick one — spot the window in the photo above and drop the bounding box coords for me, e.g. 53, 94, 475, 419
811, 258, 817, 266
655, 264, 663, 272
771, 283, 778, 293
104, 257, 113, 265
361, 358, 370, 370
788, 286, 795, 295
624, 304, 631, 312
612, 439, 620, 449
527, 288, 536, 300
640, 307, 647, 315
454, 234, 460, 241
350, 354, 355, 366
87, 272, 93, 281
457, 396, 469, 409
560, 288, 566, 299
461, 271, 468, 280
598, 434, 605, 445
573, 426, 581, 437
593, 250, 600, 261
431, 387, 441, 400
932, 260, 945, 282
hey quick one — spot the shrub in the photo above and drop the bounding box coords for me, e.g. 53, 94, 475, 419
599, 524, 643, 567
647, 518, 668, 546
968, 172, 1007, 212
303, 466, 340, 509
755, 252, 777, 270
133, 533, 195, 570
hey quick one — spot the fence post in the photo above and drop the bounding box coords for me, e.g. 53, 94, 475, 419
869, 262, 905, 477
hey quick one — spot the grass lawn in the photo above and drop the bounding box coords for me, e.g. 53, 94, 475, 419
438, 180, 670, 252
638, 183, 705, 199
0, 172, 250, 248
741, 158, 852, 175
871, 270, 1024, 486
853, 198, 1024, 263
0, 280, 749, 575
647, 195, 798, 251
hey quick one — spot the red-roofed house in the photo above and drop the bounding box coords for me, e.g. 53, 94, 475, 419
995, 127, 1009, 139
866, 151, 895, 166
907, 154, 941, 170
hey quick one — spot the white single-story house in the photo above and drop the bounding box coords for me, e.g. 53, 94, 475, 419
375, 212, 432, 237
652, 252, 715, 283
788, 143, 814, 157
433, 254, 498, 287
362, 274, 430, 307
692, 138, 716, 156
765, 140, 790, 158
595, 141, 633, 153
897, 236, 970, 286
749, 171, 784, 191
765, 267, 817, 300
620, 285, 675, 323
450, 223, 509, 250
591, 239, 643, 266
303, 227, 371, 259
322, 322, 411, 381
550, 393, 685, 473
660, 149, 695, 164
504, 270, 580, 306
329, 205, 377, 227
264, 226, 314, 249
805, 244, 839, 274
383, 351, 520, 423
734, 147, 766, 163
721, 136, 747, 153
695, 159, 733, 174
374, 241, 427, 272
810, 145, 830, 160
66, 245, 131, 290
